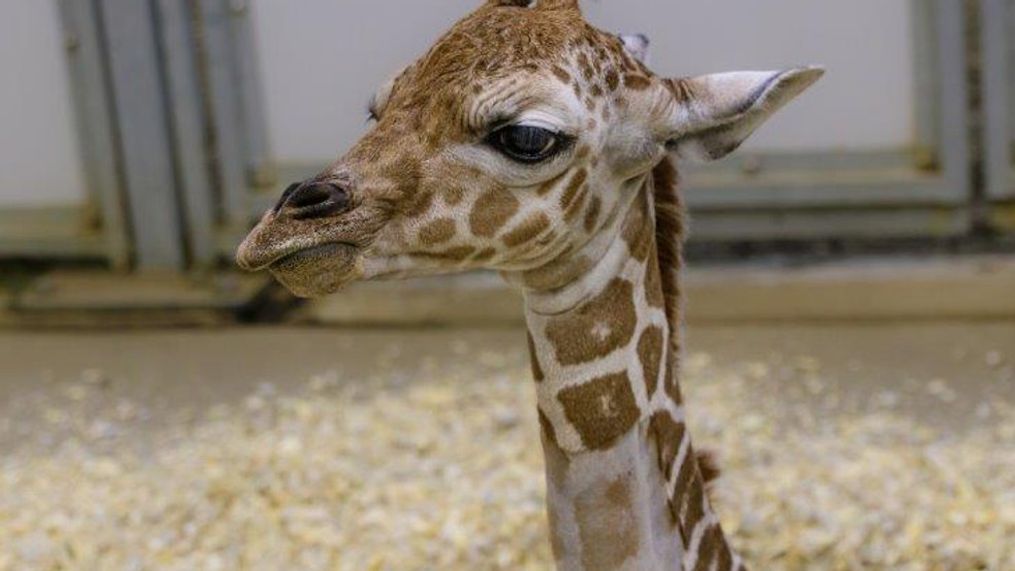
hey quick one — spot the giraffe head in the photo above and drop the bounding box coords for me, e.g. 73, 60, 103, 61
237, 0, 822, 297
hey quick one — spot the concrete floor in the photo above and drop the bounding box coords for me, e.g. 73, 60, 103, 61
1, 322, 1012, 453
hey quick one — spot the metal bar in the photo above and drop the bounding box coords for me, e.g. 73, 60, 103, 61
0, 206, 106, 258
228, 0, 275, 191
99, 0, 185, 270
911, 0, 942, 166
684, 179, 961, 210
155, 0, 217, 268
981, 0, 1014, 201
55, 0, 131, 269
688, 208, 969, 242
197, 0, 249, 229
933, 0, 972, 204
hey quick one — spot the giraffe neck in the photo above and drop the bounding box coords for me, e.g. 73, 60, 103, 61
518, 172, 744, 570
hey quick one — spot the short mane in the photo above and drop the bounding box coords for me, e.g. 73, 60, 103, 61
652, 156, 686, 367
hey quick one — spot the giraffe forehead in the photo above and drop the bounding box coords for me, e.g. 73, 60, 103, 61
396, 6, 629, 103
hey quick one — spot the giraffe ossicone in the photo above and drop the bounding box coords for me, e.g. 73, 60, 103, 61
238, 2, 821, 569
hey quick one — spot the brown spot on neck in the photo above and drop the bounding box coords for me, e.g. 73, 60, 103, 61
622, 191, 653, 262
544, 277, 637, 366
574, 474, 640, 570
637, 326, 665, 398
557, 371, 640, 450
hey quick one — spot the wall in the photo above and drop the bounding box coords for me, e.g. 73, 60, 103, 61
0, 0, 85, 207
251, 0, 916, 165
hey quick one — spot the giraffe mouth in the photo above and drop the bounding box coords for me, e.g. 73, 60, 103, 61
265, 243, 363, 298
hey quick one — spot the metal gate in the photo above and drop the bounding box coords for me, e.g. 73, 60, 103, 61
0, 0, 992, 277
980, 0, 1015, 232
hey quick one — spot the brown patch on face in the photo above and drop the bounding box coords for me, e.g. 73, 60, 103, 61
590, 84, 603, 98
623, 74, 652, 91
469, 189, 520, 238
637, 326, 664, 398
563, 187, 588, 223
574, 475, 640, 570
503, 213, 550, 247
545, 278, 637, 366
583, 96, 596, 112
574, 145, 590, 161
473, 247, 497, 262
583, 196, 602, 233
416, 246, 476, 263
557, 371, 640, 451
537, 170, 569, 197
559, 169, 588, 212
551, 65, 572, 84
577, 52, 595, 82
605, 69, 620, 91
418, 217, 456, 245
442, 185, 466, 206
403, 190, 434, 219
527, 331, 545, 383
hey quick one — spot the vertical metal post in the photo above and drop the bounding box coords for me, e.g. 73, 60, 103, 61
981, 0, 1014, 201
99, 0, 185, 270
228, 0, 275, 191
156, 0, 217, 268
934, 0, 971, 202
55, 0, 131, 270
198, 0, 251, 229
912, 0, 942, 168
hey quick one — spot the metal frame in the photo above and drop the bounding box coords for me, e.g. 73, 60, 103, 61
0, 0, 136, 268
156, 0, 218, 268
235, 0, 974, 244
680, 0, 972, 241
1, 0, 277, 270
198, 0, 275, 233
100, 0, 188, 270
0, 0, 983, 269
980, 0, 1015, 232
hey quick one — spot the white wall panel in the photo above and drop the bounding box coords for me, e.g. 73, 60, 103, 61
252, 0, 916, 163
0, 0, 86, 206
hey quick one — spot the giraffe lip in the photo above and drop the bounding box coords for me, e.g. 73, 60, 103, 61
268, 243, 357, 271
238, 242, 355, 272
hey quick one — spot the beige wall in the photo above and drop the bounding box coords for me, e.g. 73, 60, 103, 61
0, 0, 85, 207
251, 0, 916, 164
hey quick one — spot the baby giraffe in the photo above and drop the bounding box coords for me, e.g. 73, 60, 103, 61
238, 1, 821, 568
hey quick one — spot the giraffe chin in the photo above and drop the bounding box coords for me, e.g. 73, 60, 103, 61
268, 243, 362, 298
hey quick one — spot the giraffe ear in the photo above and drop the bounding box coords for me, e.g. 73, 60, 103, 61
665, 67, 824, 162
619, 34, 651, 63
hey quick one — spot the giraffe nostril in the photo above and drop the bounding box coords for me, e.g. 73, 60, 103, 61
272, 182, 302, 214
281, 181, 351, 220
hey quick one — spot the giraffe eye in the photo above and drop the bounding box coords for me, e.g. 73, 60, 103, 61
488, 125, 565, 164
